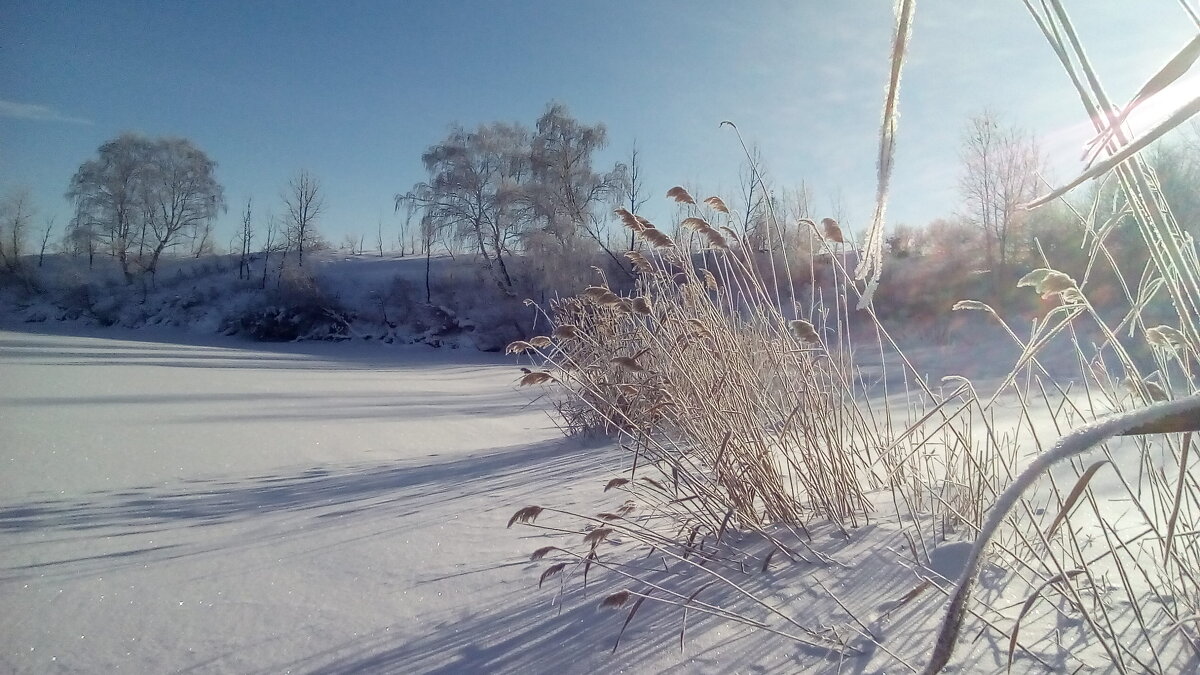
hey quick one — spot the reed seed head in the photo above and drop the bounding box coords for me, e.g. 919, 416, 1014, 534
614, 208, 643, 231
704, 229, 729, 249
625, 251, 654, 275
539, 562, 566, 588
640, 228, 675, 248
1146, 325, 1186, 349
704, 196, 730, 213
604, 477, 630, 492
519, 371, 556, 386
1018, 267, 1078, 298
951, 300, 989, 312
667, 186, 696, 204
821, 217, 844, 243
508, 505, 545, 528
583, 527, 614, 548
530, 546, 557, 561
506, 340, 533, 354
600, 590, 632, 609
553, 324, 580, 340
789, 319, 820, 344
611, 356, 645, 373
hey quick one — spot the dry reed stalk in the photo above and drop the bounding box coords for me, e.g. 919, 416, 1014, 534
506, 7, 1200, 669
925, 395, 1200, 674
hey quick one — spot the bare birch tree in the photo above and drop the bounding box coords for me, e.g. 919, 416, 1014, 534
67, 134, 149, 282
38, 216, 54, 267
530, 103, 625, 272
618, 144, 649, 251
283, 170, 324, 267
399, 123, 530, 291
0, 187, 34, 274
260, 212, 281, 289
958, 111, 1043, 297
141, 137, 223, 281
237, 197, 254, 280
67, 134, 222, 282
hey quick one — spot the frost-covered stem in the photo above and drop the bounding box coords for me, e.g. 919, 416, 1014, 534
925, 394, 1200, 674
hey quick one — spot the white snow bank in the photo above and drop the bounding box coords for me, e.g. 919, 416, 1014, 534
2, 327, 1193, 673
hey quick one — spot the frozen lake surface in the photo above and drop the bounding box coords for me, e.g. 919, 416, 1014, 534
0, 328, 622, 673
3, 326, 1192, 674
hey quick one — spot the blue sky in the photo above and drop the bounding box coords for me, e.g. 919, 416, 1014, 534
2, 1, 1197, 249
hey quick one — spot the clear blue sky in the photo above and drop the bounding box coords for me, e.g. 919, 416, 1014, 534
2, 1, 1197, 249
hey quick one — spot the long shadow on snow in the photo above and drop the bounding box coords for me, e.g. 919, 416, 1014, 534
292, 522, 956, 674
286, 559, 839, 675
1, 388, 524, 424
0, 436, 604, 533
0, 324, 516, 370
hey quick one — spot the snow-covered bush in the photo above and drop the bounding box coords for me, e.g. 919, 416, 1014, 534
228, 264, 348, 341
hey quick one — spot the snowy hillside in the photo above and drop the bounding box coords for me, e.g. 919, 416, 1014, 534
0, 252, 541, 352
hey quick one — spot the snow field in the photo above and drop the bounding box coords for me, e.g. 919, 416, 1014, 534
2, 327, 1194, 673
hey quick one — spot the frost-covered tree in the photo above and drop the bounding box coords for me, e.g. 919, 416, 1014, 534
67, 134, 148, 282
1147, 122, 1200, 240
529, 103, 622, 256
616, 144, 648, 251
0, 186, 35, 274
141, 137, 224, 280
67, 133, 223, 282
237, 197, 254, 280
283, 170, 324, 267
737, 144, 771, 253
63, 216, 100, 268
401, 104, 633, 294
958, 112, 1043, 296
259, 211, 282, 289
38, 216, 55, 268
399, 122, 531, 291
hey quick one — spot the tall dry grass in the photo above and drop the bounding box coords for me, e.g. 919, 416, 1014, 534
512, 196, 885, 534
506, 2, 1200, 672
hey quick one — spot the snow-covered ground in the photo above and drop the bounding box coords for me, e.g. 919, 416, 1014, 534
1, 325, 1193, 674
0, 327, 586, 673
0, 327, 900, 674
1, 252, 539, 351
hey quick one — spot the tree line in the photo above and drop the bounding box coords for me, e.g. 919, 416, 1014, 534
395, 103, 632, 301
0, 132, 330, 290
2, 105, 1198, 320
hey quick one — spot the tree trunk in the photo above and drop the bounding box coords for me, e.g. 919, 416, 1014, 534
118, 248, 133, 284
490, 230, 513, 289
